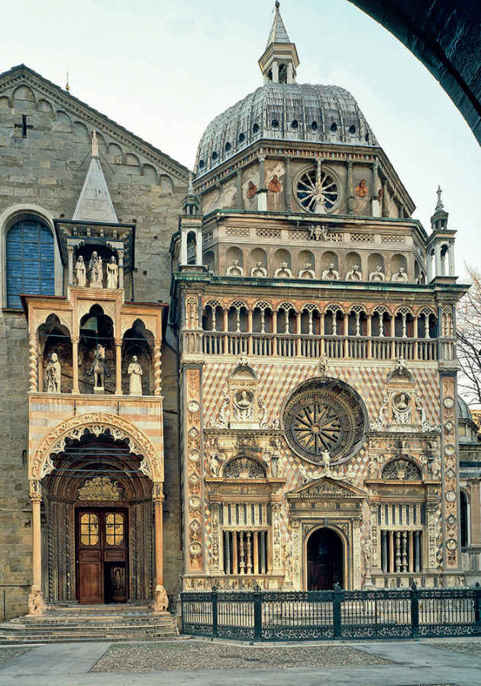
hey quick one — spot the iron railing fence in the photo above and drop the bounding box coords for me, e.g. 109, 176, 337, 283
181, 584, 481, 641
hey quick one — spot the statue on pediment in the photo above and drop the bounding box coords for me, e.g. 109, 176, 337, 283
75, 255, 87, 287
89, 251, 103, 288
106, 256, 118, 289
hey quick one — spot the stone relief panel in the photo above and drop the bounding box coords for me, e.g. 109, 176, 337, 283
441, 375, 459, 568
266, 160, 285, 211
184, 367, 204, 572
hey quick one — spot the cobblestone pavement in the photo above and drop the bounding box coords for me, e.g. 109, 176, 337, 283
2, 638, 481, 685
91, 640, 392, 672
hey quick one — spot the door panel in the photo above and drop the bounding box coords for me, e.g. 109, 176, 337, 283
76, 508, 128, 603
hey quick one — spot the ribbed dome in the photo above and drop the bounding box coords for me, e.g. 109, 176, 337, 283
194, 83, 378, 177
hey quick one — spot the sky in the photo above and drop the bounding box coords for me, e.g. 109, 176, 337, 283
1, 0, 480, 277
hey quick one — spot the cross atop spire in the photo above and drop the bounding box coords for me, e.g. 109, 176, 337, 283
259, 2, 299, 84
266, 2, 290, 47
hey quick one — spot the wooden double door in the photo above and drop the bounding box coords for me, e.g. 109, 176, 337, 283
76, 508, 128, 603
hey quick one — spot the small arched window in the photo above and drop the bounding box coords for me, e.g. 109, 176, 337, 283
6, 217, 54, 308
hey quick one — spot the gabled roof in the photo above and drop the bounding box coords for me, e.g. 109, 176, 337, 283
0, 64, 189, 182
287, 476, 367, 499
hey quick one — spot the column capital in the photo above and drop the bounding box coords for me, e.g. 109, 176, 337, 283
29, 479, 42, 502
153, 481, 165, 502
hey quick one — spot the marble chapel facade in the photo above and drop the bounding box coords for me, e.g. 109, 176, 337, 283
0, 4, 478, 618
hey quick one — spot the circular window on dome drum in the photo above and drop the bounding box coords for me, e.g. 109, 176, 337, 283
272, 119, 279, 128
311, 121, 318, 131
199, 159, 205, 169
330, 122, 338, 132
239, 133, 245, 143
283, 378, 367, 464
291, 119, 298, 129
349, 124, 356, 134
225, 142, 231, 152
296, 167, 339, 213
212, 151, 218, 160
252, 123, 259, 134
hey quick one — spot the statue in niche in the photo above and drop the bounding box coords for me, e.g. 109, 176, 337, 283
106, 256, 119, 289
75, 255, 87, 287
346, 264, 362, 281
251, 262, 267, 277
322, 263, 339, 280
234, 390, 253, 421
354, 179, 370, 214
45, 352, 61, 393
274, 262, 292, 278
355, 179, 369, 198
246, 181, 257, 199
298, 263, 315, 279
226, 260, 244, 276
369, 264, 385, 281
218, 395, 231, 428
89, 251, 103, 288
128, 355, 143, 395
267, 174, 282, 211
392, 266, 408, 282
90, 344, 107, 390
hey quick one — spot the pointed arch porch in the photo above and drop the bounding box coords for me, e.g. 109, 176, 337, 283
27, 412, 167, 615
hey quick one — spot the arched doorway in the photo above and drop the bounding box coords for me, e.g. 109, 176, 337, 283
307, 527, 344, 590
42, 428, 155, 605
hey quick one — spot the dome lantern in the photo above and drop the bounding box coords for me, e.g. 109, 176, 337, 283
258, 2, 299, 84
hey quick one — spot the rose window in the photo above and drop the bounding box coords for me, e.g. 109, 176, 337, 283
283, 379, 366, 464
296, 167, 339, 213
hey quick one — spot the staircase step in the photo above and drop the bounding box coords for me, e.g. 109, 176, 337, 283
0, 604, 178, 644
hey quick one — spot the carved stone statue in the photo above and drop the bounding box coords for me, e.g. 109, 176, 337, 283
89, 251, 103, 288
322, 263, 339, 280
369, 264, 385, 281
346, 264, 362, 281
298, 263, 315, 279
321, 449, 331, 470
392, 266, 408, 282
106, 256, 119, 289
75, 255, 86, 287
128, 355, 143, 395
90, 344, 107, 390
274, 262, 292, 278
251, 262, 267, 277
45, 352, 61, 393
218, 395, 231, 427
308, 224, 328, 241
226, 260, 244, 276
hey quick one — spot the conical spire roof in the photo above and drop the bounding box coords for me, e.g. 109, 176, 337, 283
266, 1, 290, 46
73, 130, 118, 222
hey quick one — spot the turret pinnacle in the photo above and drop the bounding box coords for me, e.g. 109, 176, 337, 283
266, 1, 290, 47
259, 2, 299, 84
431, 185, 449, 231
73, 130, 118, 222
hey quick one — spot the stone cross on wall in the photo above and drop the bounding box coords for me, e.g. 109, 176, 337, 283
15, 114, 33, 138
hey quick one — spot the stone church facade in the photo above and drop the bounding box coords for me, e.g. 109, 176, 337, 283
0, 4, 477, 618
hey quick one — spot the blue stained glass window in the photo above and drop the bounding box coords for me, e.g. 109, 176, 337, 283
6, 219, 54, 308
